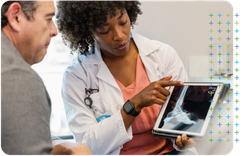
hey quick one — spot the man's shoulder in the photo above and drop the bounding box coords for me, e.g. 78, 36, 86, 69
1, 57, 43, 84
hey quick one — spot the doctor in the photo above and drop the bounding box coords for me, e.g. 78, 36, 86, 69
57, 1, 195, 155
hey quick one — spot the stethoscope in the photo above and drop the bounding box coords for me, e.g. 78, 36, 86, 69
84, 88, 99, 109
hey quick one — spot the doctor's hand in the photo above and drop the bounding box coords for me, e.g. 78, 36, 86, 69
175, 134, 195, 149
130, 75, 184, 112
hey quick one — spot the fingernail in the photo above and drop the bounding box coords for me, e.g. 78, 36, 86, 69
180, 81, 184, 85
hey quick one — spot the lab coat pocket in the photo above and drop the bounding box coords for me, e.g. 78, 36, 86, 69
90, 93, 109, 120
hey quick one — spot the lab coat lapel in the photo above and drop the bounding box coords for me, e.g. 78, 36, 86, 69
93, 46, 123, 114
131, 31, 161, 82
97, 63, 120, 90
86, 44, 121, 90
141, 56, 160, 83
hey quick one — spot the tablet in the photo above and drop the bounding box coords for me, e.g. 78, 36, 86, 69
152, 82, 228, 139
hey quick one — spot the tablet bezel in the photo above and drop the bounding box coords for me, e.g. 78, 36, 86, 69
153, 82, 225, 138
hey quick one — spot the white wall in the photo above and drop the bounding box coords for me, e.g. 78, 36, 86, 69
133, 1, 233, 78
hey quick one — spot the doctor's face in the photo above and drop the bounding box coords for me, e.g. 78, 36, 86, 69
91, 8, 131, 58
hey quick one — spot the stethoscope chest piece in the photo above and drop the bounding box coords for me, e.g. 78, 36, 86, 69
84, 97, 93, 108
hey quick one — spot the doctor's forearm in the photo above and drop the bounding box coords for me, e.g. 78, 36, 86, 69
121, 96, 143, 130
120, 108, 136, 130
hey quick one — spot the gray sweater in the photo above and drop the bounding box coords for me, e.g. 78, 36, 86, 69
1, 31, 53, 154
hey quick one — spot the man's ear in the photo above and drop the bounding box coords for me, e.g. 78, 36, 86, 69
5, 2, 25, 32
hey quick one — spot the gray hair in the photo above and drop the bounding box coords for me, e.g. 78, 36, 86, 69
1, 1, 38, 29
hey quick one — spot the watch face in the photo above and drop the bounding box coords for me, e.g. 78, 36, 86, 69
123, 101, 133, 113
123, 100, 140, 116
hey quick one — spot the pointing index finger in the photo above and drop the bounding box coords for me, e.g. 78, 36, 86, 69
158, 80, 184, 87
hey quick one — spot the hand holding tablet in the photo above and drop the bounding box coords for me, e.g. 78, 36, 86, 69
153, 82, 229, 139
176, 134, 195, 149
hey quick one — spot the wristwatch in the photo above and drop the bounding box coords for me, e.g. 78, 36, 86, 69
123, 100, 141, 116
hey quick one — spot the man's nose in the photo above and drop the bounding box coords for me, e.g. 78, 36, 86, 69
50, 21, 58, 38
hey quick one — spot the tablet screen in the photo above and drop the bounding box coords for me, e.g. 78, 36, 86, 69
158, 85, 217, 133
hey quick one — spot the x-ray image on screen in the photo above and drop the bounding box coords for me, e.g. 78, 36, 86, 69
159, 85, 217, 133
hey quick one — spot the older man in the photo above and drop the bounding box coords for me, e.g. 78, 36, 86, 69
1, 1, 91, 155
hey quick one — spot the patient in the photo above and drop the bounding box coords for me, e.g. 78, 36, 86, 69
1, 1, 91, 154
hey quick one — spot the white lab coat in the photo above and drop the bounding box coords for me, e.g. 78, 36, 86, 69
61, 31, 189, 154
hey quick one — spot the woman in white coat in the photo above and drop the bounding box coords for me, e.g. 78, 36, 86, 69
56, 1, 195, 155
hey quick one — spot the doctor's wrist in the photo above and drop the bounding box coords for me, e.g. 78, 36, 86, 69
129, 98, 142, 112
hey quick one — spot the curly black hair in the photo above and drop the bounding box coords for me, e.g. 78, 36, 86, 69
56, 1, 142, 55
